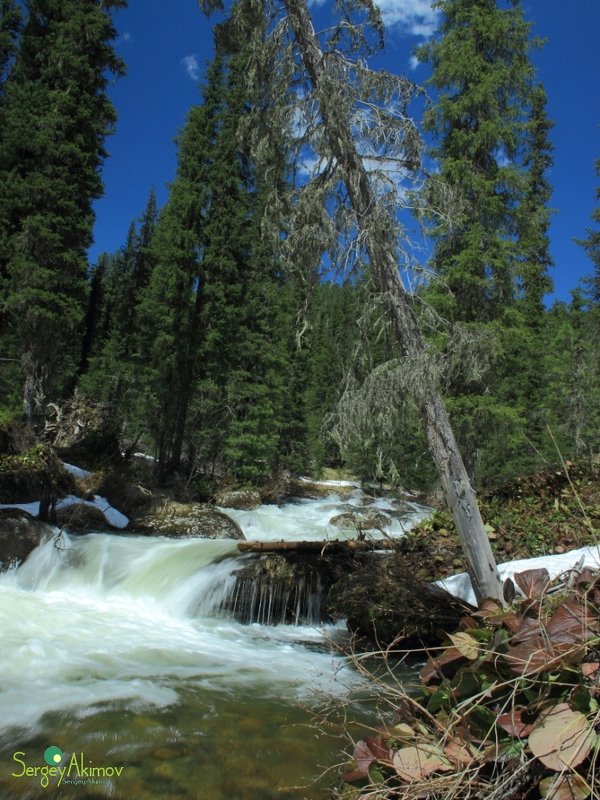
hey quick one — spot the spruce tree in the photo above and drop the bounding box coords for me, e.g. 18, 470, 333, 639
417, 0, 554, 483
578, 158, 600, 304
80, 189, 158, 411
0, 0, 125, 422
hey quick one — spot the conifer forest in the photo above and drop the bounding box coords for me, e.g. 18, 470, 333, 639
1, 0, 598, 497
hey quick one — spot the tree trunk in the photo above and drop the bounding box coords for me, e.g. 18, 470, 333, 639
283, 0, 504, 604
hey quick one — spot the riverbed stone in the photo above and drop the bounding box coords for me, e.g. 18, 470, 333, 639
132, 502, 245, 540
288, 478, 358, 500
329, 510, 391, 531
55, 503, 110, 531
0, 508, 52, 569
215, 488, 261, 510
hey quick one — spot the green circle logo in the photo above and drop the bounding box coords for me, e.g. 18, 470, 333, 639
44, 746, 63, 766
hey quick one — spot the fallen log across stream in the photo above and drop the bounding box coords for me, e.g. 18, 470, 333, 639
236, 539, 398, 554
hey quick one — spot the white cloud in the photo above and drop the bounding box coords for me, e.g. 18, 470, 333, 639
181, 54, 201, 82
408, 53, 421, 71
122, 31, 132, 42
375, 0, 439, 37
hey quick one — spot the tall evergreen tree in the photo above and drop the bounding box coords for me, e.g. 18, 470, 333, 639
578, 158, 600, 304
0, 0, 125, 422
0, 0, 20, 95
416, 0, 554, 483
80, 188, 158, 407
417, 0, 539, 321
138, 14, 299, 485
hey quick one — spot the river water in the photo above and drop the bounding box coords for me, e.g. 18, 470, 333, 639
0, 488, 426, 799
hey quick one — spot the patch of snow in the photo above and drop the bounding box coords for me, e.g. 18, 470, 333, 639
0, 501, 41, 516
133, 452, 156, 463
93, 495, 129, 529
62, 462, 92, 479
298, 476, 360, 487
55, 494, 129, 530
439, 546, 600, 606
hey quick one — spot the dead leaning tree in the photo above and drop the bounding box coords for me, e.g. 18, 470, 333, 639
200, 0, 504, 605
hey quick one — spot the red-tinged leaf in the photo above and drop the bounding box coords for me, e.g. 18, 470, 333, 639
573, 568, 598, 588
528, 703, 595, 771
474, 598, 502, 615
364, 736, 393, 764
539, 772, 591, 800
420, 647, 465, 685
581, 662, 600, 679
513, 616, 544, 642
514, 568, 551, 599
354, 736, 391, 772
503, 638, 554, 676
546, 599, 596, 645
497, 708, 535, 738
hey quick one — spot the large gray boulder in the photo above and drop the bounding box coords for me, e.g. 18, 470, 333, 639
215, 488, 262, 510
0, 508, 52, 570
132, 501, 245, 540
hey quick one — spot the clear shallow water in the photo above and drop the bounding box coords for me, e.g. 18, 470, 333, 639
0, 491, 426, 799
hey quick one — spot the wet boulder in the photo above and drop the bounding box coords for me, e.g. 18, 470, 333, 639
132, 501, 245, 540
0, 508, 52, 570
215, 488, 262, 510
288, 478, 358, 501
329, 509, 391, 532
55, 503, 111, 532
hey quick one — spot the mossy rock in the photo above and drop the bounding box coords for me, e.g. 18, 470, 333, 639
0, 445, 75, 503
84, 470, 154, 518
215, 488, 262, 510
55, 503, 110, 532
132, 502, 245, 540
289, 478, 358, 500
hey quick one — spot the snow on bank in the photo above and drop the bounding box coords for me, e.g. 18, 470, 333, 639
62, 462, 92, 479
0, 501, 41, 516
297, 476, 360, 487
0, 495, 129, 530
440, 545, 600, 606
55, 495, 129, 529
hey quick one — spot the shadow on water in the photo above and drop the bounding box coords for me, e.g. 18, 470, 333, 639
0, 684, 371, 800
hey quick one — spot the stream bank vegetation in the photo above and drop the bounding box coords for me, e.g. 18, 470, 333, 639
334, 562, 600, 800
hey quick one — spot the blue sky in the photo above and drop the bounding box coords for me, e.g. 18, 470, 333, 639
90, 0, 600, 303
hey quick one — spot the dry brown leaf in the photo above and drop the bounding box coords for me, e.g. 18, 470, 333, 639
514, 568, 551, 599
528, 703, 595, 771
393, 744, 453, 782
581, 662, 600, 679
443, 737, 481, 767
448, 632, 479, 660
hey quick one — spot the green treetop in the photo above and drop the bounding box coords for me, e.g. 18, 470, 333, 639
0, 0, 125, 422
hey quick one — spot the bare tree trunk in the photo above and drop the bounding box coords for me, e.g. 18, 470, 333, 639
284, 0, 504, 604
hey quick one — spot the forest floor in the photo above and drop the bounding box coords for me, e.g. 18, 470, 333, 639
399, 459, 600, 584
